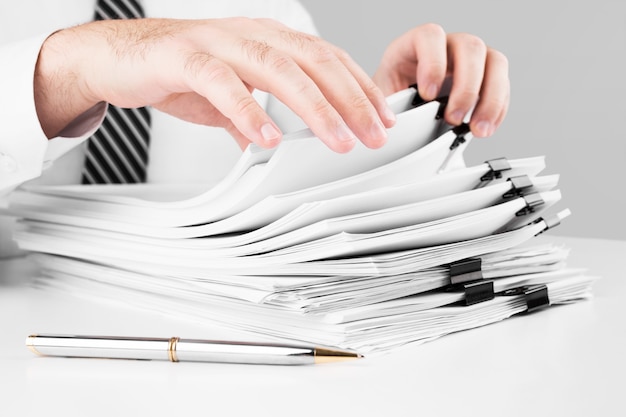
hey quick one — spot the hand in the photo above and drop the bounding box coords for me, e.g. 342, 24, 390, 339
373, 23, 510, 138
34, 18, 397, 152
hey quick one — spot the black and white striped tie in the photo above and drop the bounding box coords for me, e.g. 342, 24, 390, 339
82, 0, 151, 184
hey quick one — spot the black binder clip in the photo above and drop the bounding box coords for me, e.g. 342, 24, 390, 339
480, 157, 512, 182
447, 258, 494, 306
408, 83, 449, 117
434, 96, 449, 120
463, 280, 495, 306
534, 213, 562, 236
515, 193, 544, 217
502, 175, 534, 199
449, 258, 483, 285
450, 123, 471, 150
409, 83, 425, 107
501, 285, 550, 313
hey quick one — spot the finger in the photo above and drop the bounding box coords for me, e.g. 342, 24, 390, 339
411, 24, 448, 101
221, 37, 359, 153
444, 33, 488, 126
468, 48, 510, 137
181, 51, 283, 148
273, 32, 390, 149
325, 42, 397, 128
224, 120, 254, 150
259, 17, 396, 134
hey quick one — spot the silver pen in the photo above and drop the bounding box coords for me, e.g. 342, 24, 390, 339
26, 334, 362, 365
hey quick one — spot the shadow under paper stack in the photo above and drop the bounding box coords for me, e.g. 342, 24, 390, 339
6, 87, 597, 355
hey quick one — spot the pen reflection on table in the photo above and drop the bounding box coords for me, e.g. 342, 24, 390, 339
26, 334, 362, 366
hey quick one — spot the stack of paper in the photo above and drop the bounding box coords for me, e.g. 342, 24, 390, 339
6, 88, 596, 355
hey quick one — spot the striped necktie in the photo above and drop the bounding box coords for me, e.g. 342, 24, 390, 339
82, 0, 151, 184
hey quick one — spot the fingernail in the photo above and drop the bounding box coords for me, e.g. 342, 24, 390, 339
475, 121, 493, 137
426, 83, 439, 100
450, 110, 466, 125
336, 123, 357, 143
383, 106, 397, 125
261, 123, 281, 144
370, 121, 388, 147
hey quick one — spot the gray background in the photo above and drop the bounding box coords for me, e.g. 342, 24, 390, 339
300, 0, 625, 240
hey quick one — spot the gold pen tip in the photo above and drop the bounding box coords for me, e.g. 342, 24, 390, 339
314, 347, 363, 364
25, 334, 42, 356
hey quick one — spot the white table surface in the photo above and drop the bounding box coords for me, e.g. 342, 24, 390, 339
1, 234, 625, 417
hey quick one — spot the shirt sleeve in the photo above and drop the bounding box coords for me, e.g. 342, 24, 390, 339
0, 34, 106, 198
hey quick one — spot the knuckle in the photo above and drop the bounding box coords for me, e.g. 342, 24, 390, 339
422, 60, 447, 78
479, 96, 508, 113
279, 29, 319, 51
419, 23, 446, 37
184, 52, 221, 79
332, 46, 351, 63
309, 97, 334, 119
310, 45, 337, 65
349, 94, 373, 112
233, 95, 260, 116
256, 17, 285, 29
461, 34, 487, 54
241, 39, 273, 64
288, 79, 319, 110
254, 17, 273, 25
456, 88, 480, 103
229, 16, 253, 27
266, 52, 297, 73
203, 64, 234, 85
488, 48, 510, 70
361, 79, 383, 98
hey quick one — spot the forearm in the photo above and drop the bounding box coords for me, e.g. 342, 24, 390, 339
34, 28, 100, 139
32, 17, 396, 153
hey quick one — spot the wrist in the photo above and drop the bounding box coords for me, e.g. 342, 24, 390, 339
34, 27, 100, 139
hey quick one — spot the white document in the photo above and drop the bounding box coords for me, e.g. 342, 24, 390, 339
12, 99, 448, 227
27, 242, 569, 308
13, 190, 562, 268
6, 86, 592, 355
8, 156, 547, 239
32, 255, 596, 354
14, 174, 559, 259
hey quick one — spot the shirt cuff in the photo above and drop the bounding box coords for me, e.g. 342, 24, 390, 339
43, 101, 107, 168
0, 34, 106, 196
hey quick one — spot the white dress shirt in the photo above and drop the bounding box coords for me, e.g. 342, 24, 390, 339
0, 0, 317, 258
